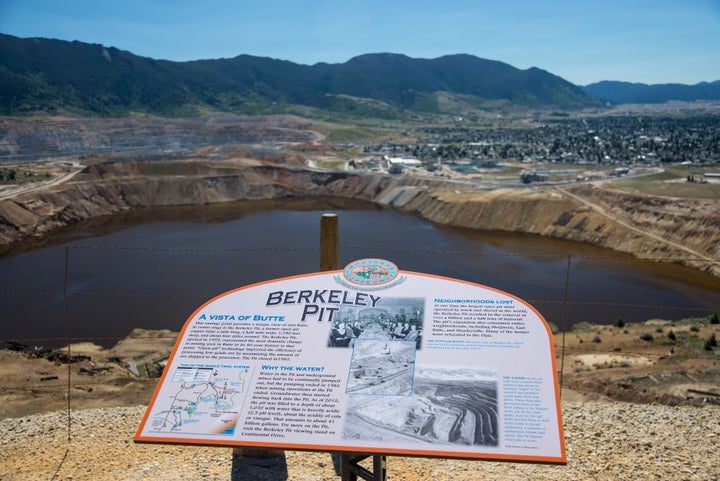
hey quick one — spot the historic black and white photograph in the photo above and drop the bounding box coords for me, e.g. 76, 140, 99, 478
327, 297, 424, 348
343, 366, 498, 447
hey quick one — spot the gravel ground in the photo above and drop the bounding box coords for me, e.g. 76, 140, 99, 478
1, 402, 719, 481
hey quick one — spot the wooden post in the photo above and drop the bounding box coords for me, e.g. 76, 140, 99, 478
320, 213, 339, 272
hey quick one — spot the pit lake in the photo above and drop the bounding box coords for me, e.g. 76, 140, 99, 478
2, 197, 719, 347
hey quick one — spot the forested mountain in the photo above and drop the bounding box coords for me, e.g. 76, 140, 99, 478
0, 34, 599, 117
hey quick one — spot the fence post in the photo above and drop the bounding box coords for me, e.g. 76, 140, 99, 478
320, 213, 339, 272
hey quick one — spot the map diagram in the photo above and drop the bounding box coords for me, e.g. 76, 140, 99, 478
149, 366, 249, 435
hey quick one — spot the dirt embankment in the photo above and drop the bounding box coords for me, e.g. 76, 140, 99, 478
0, 160, 718, 276
559, 184, 720, 264
0, 160, 458, 246
391, 184, 720, 276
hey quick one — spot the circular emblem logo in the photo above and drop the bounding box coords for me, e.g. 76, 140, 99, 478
343, 258, 399, 287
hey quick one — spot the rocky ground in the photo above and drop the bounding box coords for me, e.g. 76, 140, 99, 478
1, 402, 719, 480
1, 319, 719, 480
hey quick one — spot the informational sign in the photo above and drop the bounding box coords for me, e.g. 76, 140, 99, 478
135, 259, 566, 463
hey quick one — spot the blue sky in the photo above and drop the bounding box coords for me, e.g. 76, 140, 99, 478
1, 0, 719, 85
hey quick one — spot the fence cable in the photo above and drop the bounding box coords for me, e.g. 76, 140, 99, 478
559, 255, 572, 395
49, 242, 720, 264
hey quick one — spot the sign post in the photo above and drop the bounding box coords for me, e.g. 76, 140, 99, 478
136, 226, 566, 474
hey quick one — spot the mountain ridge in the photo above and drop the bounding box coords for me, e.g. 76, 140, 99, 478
2, 34, 718, 116
0, 34, 598, 117
582, 80, 720, 104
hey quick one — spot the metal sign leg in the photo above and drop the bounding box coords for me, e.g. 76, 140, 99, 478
340, 453, 387, 481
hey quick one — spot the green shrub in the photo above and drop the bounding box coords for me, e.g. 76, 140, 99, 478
667, 330, 677, 341
572, 322, 593, 333
704, 334, 718, 351
710, 312, 720, 325
616, 317, 626, 328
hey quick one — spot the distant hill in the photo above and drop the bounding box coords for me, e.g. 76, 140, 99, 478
582, 80, 720, 104
0, 34, 599, 117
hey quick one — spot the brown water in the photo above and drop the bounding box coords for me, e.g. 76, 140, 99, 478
2, 197, 719, 347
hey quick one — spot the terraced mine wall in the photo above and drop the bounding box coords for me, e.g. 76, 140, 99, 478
0, 116, 318, 160
0, 161, 718, 276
